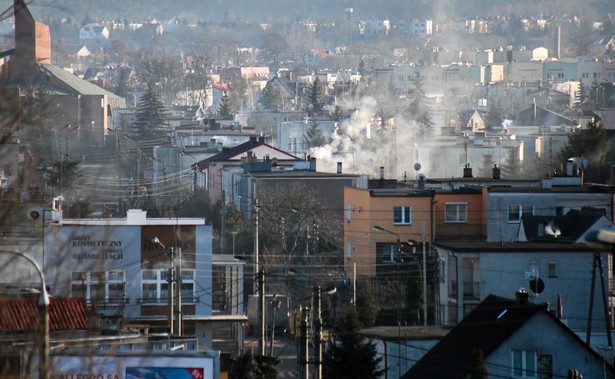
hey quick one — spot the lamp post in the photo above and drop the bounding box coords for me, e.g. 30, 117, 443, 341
0, 251, 49, 379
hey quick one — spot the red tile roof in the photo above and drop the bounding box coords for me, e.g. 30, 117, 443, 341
0, 297, 88, 332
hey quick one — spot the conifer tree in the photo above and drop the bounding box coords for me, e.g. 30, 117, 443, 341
323, 307, 384, 379
131, 84, 168, 141
406, 75, 434, 141
305, 77, 324, 117
304, 121, 327, 148
217, 91, 233, 117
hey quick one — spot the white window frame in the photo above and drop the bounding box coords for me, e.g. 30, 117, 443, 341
512, 349, 537, 378
548, 262, 557, 278
445, 202, 468, 223
141, 269, 195, 304
141, 269, 169, 303
71, 271, 125, 303
394, 206, 412, 225
508, 204, 533, 223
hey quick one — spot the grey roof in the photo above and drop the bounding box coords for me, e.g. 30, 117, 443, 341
40, 63, 123, 100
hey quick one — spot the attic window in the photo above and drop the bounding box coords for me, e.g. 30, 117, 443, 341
512, 350, 536, 378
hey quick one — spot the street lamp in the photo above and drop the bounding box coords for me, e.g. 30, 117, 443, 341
0, 251, 49, 379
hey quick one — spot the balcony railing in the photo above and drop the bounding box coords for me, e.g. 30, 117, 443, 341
463, 282, 480, 299
449, 280, 480, 299
137, 296, 198, 304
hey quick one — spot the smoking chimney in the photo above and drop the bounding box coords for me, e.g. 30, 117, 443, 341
492, 164, 501, 179
516, 289, 529, 305
337, 162, 343, 174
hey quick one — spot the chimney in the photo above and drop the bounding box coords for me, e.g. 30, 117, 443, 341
516, 289, 529, 305
337, 162, 343, 174
380, 166, 385, 180
532, 98, 537, 121
463, 163, 473, 178
492, 164, 500, 179
258, 136, 265, 143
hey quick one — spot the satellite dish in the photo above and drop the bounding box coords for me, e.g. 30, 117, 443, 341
414, 162, 421, 171
529, 278, 545, 294
417, 173, 426, 181
27, 206, 43, 221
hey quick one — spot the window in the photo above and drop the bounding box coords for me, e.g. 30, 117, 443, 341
548, 262, 557, 278
141, 269, 195, 304
508, 205, 533, 223
445, 202, 468, 223
382, 244, 396, 263
512, 350, 536, 378
394, 206, 412, 225
71, 271, 125, 303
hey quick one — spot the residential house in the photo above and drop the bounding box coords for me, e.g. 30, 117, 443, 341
233, 157, 359, 216
435, 235, 611, 328
403, 292, 615, 379
79, 24, 110, 44
457, 109, 487, 133
343, 182, 435, 279
196, 136, 301, 205
483, 178, 613, 243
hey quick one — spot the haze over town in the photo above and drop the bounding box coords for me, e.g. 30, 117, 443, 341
0, 0, 615, 378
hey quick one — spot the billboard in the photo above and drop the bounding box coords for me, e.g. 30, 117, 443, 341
49, 353, 215, 379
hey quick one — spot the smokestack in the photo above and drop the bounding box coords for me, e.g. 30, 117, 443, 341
492, 164, 501, 179
516, 289, 529, 305
463, 164, 473, 178
380, 166, 385, 180
532, 99, 537, 121
337, 162, 343, 174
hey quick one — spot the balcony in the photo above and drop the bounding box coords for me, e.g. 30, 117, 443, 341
463, 282, 480, 300
449, 280, 480, 300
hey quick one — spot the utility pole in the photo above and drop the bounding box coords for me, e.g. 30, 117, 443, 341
300, 310, 310, 379
175, 247, 183, 336
258, 270, 266, 356
254, 199, 260, 288
422, 222, 428, 327
314, 286, 323, 379
168, 247, 175, 336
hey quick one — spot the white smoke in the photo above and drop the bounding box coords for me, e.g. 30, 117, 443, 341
311, 95, 423, 179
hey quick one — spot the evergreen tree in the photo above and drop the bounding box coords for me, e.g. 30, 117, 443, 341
479, 152, 495, 177
218, 91, 233, 117
305, 77, 324, 117
131, 84, 168, 141
115, 66, 132, 98
260, 81, 283, 110
323, 307, 384, 379
229, 350, 279, 379
406, 75, 435, 141
502, 147, 522, 179
304, 121, 327, 148
559, 118, 609, 182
